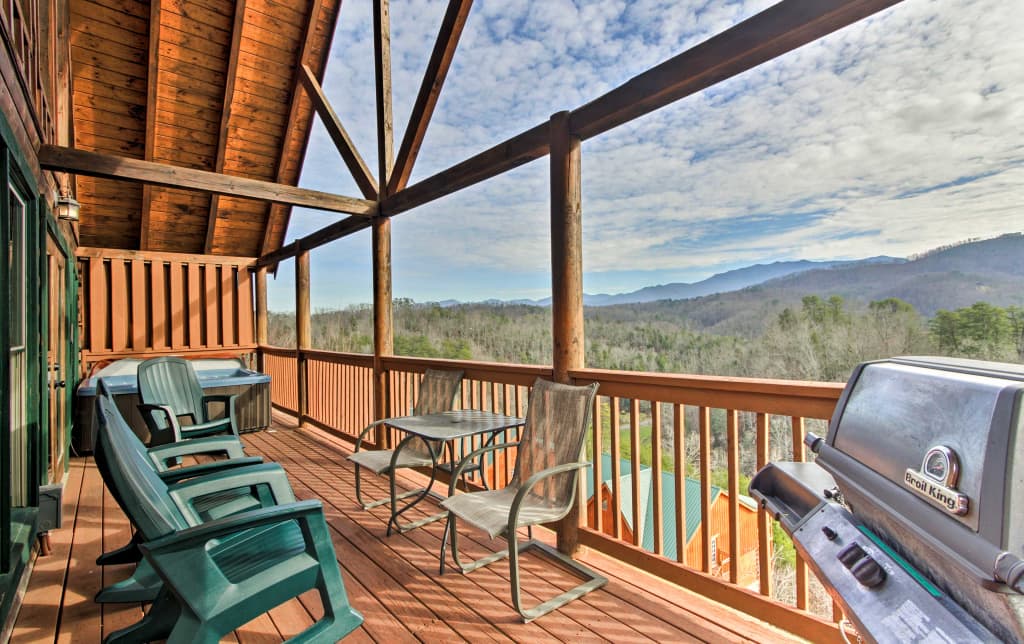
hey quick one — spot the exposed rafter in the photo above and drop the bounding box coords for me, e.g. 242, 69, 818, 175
387, 0, 472, 195
39, 145, 378, 216
373, 0, 394, 194
260, 0, 328, 257
299, 63, 378, 200
204, 0, 248, 254
139, 0, 162, 250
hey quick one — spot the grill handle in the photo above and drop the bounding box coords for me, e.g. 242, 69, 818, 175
804, 431, 825, 454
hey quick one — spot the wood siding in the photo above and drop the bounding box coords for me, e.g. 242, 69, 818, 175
77, 247, 255, 373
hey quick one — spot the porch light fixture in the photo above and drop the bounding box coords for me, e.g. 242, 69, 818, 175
55, 195, 80, 222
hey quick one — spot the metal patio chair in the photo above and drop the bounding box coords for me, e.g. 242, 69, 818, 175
94, 380, 363, 643
440, 378, 607, 622
348, 368, 463, 516
137, 356, 239, 446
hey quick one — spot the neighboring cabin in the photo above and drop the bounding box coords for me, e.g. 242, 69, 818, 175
585, 455, 764, 589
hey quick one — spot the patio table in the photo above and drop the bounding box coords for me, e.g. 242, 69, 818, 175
383, 409, 524, 535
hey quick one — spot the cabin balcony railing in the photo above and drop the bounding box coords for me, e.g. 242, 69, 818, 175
258, 345, 846, 641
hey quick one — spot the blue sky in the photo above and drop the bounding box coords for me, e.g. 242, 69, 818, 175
267, 0, 1024, 311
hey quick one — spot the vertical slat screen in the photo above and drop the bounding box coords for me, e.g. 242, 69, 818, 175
77, 248, 257, 372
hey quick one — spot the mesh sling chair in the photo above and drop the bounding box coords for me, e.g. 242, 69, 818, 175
440, 378, 606, 622
94, 380, 363, 643
137, 356, 240, 446
348, 368, 463, 531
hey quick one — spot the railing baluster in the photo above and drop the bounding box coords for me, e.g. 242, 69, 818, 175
792, 415, 808, 611
673, 403, 686, 566
592, 396, 604, 534
610, 396, 622, 540
727, 409, 740, 585
651, 401, 663, 556
699, 406, 712, 574
756, 412, 772, 597
629, 398, 642, 547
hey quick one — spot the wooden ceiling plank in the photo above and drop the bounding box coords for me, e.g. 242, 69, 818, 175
298, 63, 377, 200
140, 0, 162, 250
40, 144, 378, 215
387, 0, 471, 195
205, 0, 249, 254
259, 0, 329, 256
373, 0, 393, 193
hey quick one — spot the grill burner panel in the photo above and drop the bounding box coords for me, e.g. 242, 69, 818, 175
751, 357, 1024, 643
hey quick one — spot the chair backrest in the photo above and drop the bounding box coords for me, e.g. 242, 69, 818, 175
96, 379, 190, 539
511, 379, 599, 509
138, 356, 205, 423
412, 369, 464, 415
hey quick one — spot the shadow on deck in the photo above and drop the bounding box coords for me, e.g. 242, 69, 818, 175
11, 413, 800, 643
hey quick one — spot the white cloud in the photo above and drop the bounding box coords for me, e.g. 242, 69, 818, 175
282, 0, 1024, 307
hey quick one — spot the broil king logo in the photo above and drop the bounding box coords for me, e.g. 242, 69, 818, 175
904, 446, 969, 516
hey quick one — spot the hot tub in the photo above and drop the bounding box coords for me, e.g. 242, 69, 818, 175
74, 357, 271, 452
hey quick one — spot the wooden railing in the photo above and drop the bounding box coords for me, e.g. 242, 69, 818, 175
258, 346, 845, 641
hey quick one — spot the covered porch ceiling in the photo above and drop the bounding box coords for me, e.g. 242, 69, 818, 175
48, 0, 903, 263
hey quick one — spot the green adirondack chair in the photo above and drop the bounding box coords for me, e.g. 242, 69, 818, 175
92, 378, 265, 575
94, 382, 363, 643
137, 356, 240, 446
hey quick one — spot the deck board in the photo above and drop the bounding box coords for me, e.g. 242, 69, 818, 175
12, 415, 801, 643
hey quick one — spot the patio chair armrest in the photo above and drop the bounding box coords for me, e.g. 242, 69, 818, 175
509, 462, 591, 529
167, 462, 296, 508
141, 500, 325, 554
146, 435, 249, 469
138, 403, 182, 445
355, 419, 389, 452
202, 393, 239, 426
448, 441, 520, 494
156, 457, 265, 483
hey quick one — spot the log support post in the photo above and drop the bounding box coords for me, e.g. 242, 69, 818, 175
296, 248, 311, 426
372, 218, 393, 447
255, 266, 268, 371
549, 110, 585, 555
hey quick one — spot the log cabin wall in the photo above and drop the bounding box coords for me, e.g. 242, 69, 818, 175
77, 247, 256, 375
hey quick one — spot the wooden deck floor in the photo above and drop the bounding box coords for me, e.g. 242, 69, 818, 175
11, 414, 801, 643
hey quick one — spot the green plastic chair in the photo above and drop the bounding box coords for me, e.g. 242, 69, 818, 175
137, 356, 239, 446
440, 378, 607, 622
349, 369, 463, 518
92, 378, 265, 584
95, 383, 363, 642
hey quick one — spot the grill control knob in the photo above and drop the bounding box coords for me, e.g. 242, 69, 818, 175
851, 556, 887, 588
838, 543, 866, 569
822, 526, 838, 541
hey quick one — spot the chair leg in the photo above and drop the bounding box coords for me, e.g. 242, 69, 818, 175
444, 518, 608, 623
104, 587, 180, 643
97, 531, 143, 565
354, 463, 422, 511
95, 557, 162, 603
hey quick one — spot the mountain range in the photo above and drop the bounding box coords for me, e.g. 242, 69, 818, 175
451, 233, 1023, 325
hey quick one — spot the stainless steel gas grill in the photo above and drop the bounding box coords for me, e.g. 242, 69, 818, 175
751, 357, 1024, 643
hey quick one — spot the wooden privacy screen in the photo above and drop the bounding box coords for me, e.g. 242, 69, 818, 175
77, 248, 257, 370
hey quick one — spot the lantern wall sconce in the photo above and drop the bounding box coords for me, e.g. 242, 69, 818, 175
55, 195, 81, 222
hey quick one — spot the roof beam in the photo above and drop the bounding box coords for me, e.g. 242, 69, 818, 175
204, 0, 248, 254
39, 145, 378, 216
260, 0, 329, 256
382, 121, 549, 216
257, 215, 371, 267
373, 0, 394, 194
298, 63, 378, 200
139, 0, 162, 250
569, 0, 902, 140
387, 0, 473, 195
